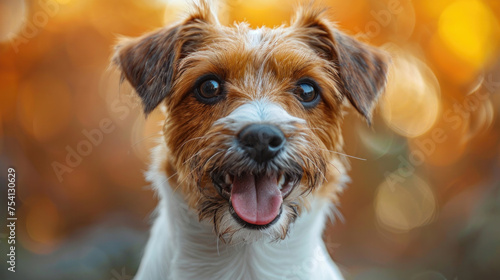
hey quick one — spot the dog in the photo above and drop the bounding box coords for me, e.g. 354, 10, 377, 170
113, 1, 389, 279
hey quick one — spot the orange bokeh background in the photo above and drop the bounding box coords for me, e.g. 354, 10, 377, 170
1, 0, 499, 279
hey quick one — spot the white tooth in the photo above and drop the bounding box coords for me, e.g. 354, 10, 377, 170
278, 174, 285, 189
225, 174, 232, 185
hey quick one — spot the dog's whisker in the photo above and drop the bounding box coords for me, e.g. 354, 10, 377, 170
182, 147, 208, 166
179, 133, 221, 150
302, 154, 327, 183
178, 149, 225, 191
310, 144, 367, 161
303, 140, 367, 161
154, 171, 181, 194
161, 155, 212, 194
327, 160, 341, 175
128, 133, 161, 151
324, 150, 366, 161
215, 208, 221, 256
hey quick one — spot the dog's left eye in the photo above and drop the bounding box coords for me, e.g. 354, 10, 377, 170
194, 75, 224, 104
293, 80, 320, 108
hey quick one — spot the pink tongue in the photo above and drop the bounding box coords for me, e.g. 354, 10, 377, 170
231, 173, 283, 225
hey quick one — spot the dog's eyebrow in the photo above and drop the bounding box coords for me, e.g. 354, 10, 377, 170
267, 49, 320, 76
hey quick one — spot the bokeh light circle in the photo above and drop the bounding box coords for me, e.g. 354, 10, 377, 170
380, 53, 441, 138
438, 0, 499, 69
465, 94, 495, 142
0, 0, 26, 43
23, 196, 61, 254
355, 118, 406, 159
375, 172, 437, 233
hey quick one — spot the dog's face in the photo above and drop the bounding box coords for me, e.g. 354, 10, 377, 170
114, 3, 388, 243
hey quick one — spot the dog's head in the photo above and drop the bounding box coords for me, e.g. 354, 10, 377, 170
114, 2, 389, 243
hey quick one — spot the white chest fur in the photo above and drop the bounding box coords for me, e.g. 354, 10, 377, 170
133, 158, 344, 280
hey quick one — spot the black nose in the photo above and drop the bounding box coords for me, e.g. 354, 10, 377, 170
238, 124, 285, 163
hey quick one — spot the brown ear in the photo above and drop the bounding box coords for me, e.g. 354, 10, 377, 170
333, 31, 389, 122
113, 2, 217, 115
293, 6, 390, 123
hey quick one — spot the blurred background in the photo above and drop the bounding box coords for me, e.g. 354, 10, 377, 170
0, 0, 499, 279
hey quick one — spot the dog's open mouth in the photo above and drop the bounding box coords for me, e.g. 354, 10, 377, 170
213, 172, 299, 227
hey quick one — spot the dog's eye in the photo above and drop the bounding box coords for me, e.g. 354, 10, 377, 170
293, 80, 320, 108
200, 80, 220, 98
194, 75, 224, 104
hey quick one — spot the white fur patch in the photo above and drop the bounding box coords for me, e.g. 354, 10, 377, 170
247, 29, 262, 48
215, 99, 305, 134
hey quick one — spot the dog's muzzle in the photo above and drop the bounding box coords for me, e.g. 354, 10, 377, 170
211, 123, 301, 227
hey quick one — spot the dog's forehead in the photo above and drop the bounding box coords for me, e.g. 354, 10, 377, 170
200, 25, 320, 82
172, 24, 334, 104
231, 25, 300, 54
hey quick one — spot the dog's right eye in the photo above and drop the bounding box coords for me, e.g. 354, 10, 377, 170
194, 75, 224, 104
200, 80, 220, 98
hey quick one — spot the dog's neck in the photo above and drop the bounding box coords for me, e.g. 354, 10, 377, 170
134, 144, 344, 280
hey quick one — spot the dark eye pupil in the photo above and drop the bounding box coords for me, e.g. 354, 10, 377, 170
297, 83, 316, 102
200, 80, 220, 98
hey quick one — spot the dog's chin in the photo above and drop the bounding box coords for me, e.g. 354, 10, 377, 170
214, 203, 298, 244
209, 171, 302, 243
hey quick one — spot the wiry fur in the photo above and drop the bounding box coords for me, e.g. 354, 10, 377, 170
195, 100, 326, 242
137, 143, 346, 280
113, 1, 389, 279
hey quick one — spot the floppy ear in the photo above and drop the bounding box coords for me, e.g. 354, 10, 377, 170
113, 2, 218, 115
332, 31, 389, 122
293, 6, 390, 123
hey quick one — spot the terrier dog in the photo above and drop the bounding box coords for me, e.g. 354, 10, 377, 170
114, 2, 388, 279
